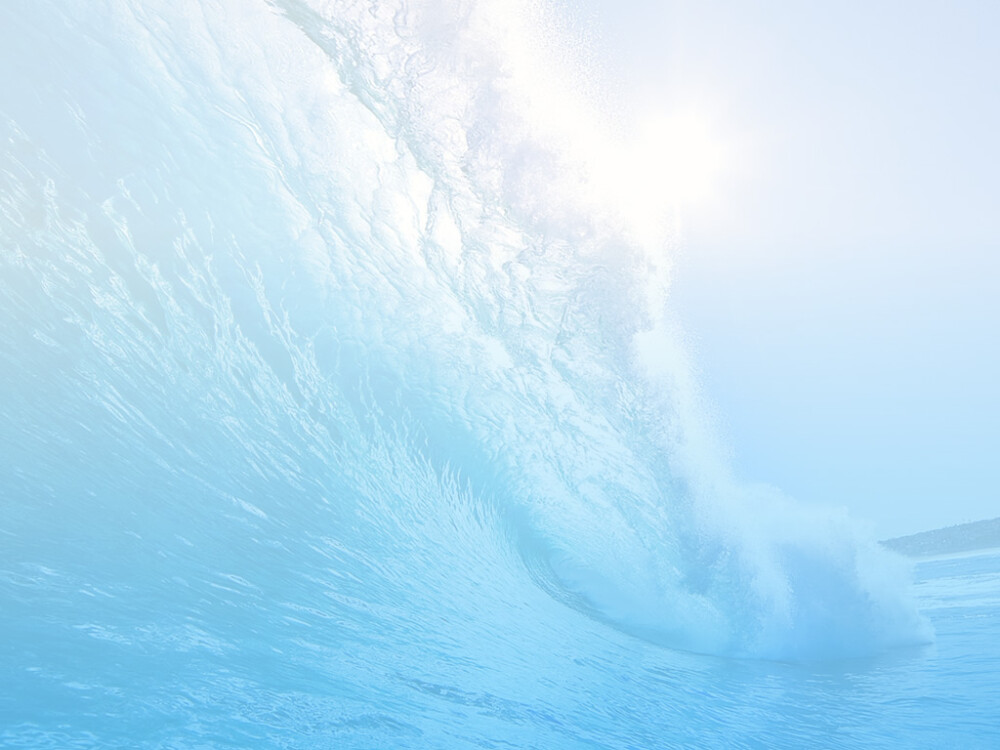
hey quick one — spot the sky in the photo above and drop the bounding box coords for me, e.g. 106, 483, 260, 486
573, 0, 1000, 536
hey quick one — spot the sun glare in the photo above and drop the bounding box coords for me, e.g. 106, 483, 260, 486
589, 110, 730, 243
483, 2, 731, 247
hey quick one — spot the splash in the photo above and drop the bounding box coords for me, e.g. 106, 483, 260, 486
1, 0, 929, 666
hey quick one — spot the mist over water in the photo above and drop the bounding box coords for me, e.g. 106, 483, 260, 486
4, 1, 976, 747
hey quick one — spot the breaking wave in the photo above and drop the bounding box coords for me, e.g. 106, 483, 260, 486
1, 0, 929, 678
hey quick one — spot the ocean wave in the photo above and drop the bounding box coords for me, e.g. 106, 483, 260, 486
1, 0, 931, 662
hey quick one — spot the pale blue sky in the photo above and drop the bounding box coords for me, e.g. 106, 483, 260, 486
576, 0, 999, 536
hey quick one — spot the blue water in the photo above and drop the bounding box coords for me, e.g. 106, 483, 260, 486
1, 0, 996, 746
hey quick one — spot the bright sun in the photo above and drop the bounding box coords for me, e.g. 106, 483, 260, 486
589, 110, 730, 243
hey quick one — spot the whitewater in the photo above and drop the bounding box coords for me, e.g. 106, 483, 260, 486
1, 0, 997, 747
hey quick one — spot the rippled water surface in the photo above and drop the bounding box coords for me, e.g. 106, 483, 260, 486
3, 551, 998, 748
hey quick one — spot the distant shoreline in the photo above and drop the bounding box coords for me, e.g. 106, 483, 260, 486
882, 517, 1000, 558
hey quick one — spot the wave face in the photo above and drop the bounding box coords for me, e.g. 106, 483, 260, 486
1, 0, 932, 740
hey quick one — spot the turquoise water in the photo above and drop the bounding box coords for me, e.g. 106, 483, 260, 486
1, 0, 996, 747
8, 549, 998, 748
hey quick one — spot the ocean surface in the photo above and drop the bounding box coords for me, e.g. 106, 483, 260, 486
1, 0, 997, 746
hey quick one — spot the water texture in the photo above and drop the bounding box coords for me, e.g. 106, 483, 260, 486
2, 1, 994, 747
